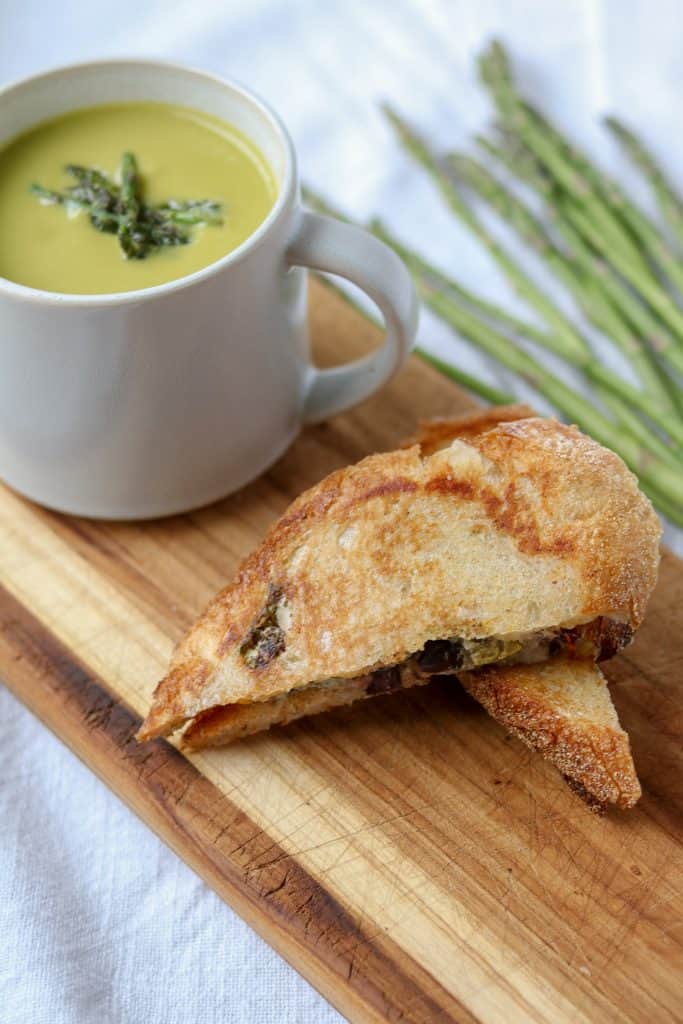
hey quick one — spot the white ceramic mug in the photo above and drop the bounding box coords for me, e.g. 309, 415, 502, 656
0, 60, 417, 519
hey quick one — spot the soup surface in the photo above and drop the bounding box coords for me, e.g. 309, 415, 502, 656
0, 102, 277, 294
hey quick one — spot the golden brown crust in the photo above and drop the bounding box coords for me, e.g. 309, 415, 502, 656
405, 404, 536, 454
562, 777, 607, 815
138, 409, 660, 741
459, 657, 641, 809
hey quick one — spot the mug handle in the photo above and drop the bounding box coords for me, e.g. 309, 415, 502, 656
286, 209, 419, 423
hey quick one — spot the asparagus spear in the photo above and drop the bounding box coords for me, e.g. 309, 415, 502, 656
116, 152, 147, 259
478, 131, 683, 410
446, 152, 682, 422
605, 116, 683, 249
157, 199, 224, 226
562, 199, 683, 374
477, 44, 683, 365
389, 104, 683, 404
30, 183, 85, 207
383, 105, 683, 436
31, 155, 221, 260
519, 104, 682, 272
30, 182, 124, 233
557, 211, 683, 376
483, 49, 683, 303
598, 389, 683, 471
382, 104, 588, 362
65, 164, 120, 204
481, 119, 683, 301
478, 41, 652, 278
65, 164, 117, 189
414, 349, 515, 405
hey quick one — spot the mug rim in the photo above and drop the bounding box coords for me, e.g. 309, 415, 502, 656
0, 57, 297, 308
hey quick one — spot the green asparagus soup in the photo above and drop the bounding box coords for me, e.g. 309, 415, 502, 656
0, 102, 277, 294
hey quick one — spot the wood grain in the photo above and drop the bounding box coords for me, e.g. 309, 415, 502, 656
1, 279, 681, 1024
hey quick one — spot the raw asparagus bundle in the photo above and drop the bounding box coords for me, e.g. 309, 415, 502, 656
307, 39, 683, 525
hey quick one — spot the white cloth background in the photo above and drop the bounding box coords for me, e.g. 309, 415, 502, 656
1, 2, 681, 1022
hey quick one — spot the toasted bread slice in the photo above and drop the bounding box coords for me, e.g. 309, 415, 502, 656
138, 408, 660, 741
459, 657, 641, 810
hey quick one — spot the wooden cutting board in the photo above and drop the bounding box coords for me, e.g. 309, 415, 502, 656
1, 279, 681, 1024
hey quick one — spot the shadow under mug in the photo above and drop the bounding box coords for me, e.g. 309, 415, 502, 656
0, 59, 418, 519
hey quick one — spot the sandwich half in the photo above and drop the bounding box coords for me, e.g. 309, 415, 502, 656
138, 405, 660, 782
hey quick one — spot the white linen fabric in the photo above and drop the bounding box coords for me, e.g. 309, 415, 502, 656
1, 2, 681, 1022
